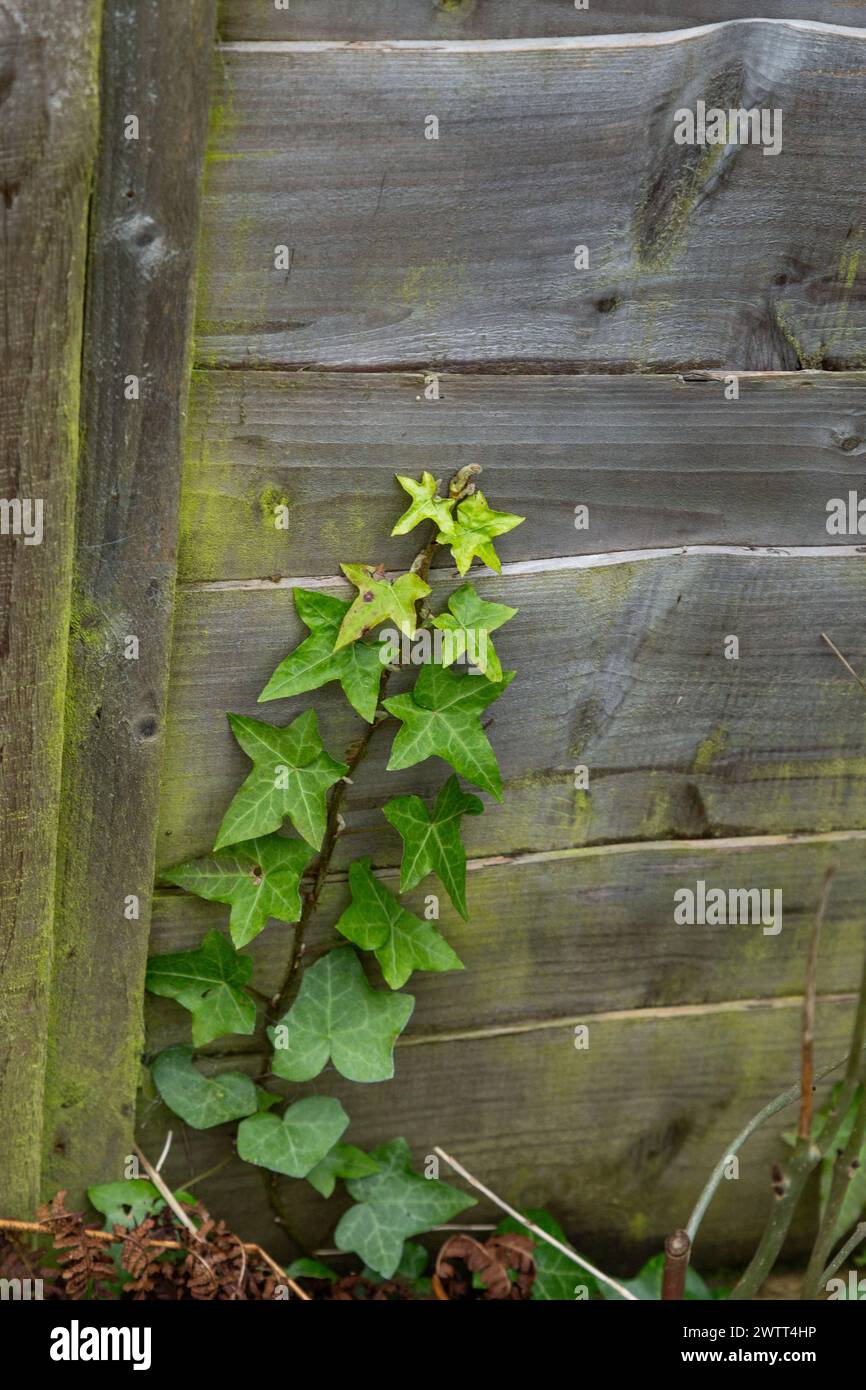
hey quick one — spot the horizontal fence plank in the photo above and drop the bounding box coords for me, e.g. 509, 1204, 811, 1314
147, 834, 865, 1053
138, 997, 857, 1267
157, 557, 866, 870
198, 22, 866, 371
181, 369, 866, 581
220, 5, 866, 41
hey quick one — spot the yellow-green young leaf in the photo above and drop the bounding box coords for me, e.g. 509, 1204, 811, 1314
437, 490, 524, 575
269, 948, 414, 1083
160, 834, 313, 949
305, 1142, 381, 1199
215, 710, 347, 851
382, 775, 483, 919
258, 588, 386, 723
334, 1137, 475, 1278
391, 472, 456, 537
335, 564, 430, 650
431, 582, 517, 683
335, 858, 464, 989
237, 1096, 349, 1178
384, 663, 515, 800
145, 930, 256, 1047
150, 1045, 258, 1130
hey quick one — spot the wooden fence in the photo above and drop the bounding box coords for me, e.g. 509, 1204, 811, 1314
3, 0, 866, 1273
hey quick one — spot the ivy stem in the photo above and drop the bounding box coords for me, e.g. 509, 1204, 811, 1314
267, 467, 476, 1026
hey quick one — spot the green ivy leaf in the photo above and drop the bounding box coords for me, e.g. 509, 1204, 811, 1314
160, 833, 313, 949
362, 1239, 429, 1288
383, 663, 515, 799
335, 564, 430, 650
334, 1137, 475, 1278
145, 929, 256, 1047
287, 1258, 338, 1284
601, 1253, 716, 1301
431, 582, 517, 683
334, 858, 464, 989
150, 1045, 258, 1130
237, 1096, 349, 1178
215, 710, 347, 851
382, 775, 483, 919
269, 948, 414, 1083
305, 1141, 381, 1198
390, 472, 456, 537
495, 1209, 597, 1300
437, 491, 524, 575
87, 1180, 196, 1230
258, 589, 386, 724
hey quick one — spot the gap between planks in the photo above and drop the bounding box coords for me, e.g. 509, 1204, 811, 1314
152, 829, 866, 899
217, 19, 866, 54
181, 545, 866, 594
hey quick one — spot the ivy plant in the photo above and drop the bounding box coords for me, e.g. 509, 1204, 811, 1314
145, 467, 523, 1278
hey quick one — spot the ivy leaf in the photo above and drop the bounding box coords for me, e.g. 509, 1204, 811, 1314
160, 834, 313, 949
391, 472, 456, 537
437, 490, 524, 576
215, 710, 347, 852
601, 1253, 716, 1301
269, 948, 414, 1083
334, 1137, 475, 1278
287, 1258, 338, 1284
150, 1045, 258, 1130
495, 1209, 597, 1301
383, 663, 515, 799
237, 1096, 349, 1178
145, 930, 256, 1046
334, 857, 464, 989
431, 582, 517, 683
87, 1180, 195, 1230
305, 1142, 381, 1199
362, 1240, 429, 1290
258, 589, 386, 724
335, 564, 430, 650
382, 775, 483, 919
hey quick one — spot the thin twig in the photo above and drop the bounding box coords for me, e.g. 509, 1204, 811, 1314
820, 1220, 866, 1288
686, 1047, 866, 1246
433, 1145, 637, 1300
134, 1144, 197, 1235
799, 866, 836, 1140
820, 632, 866, 697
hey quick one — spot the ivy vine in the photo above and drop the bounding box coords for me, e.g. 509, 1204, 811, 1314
145, 466, 524, 1278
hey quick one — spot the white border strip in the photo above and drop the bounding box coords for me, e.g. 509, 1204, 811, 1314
184, 544, 866, 593
219, 19, 866, 55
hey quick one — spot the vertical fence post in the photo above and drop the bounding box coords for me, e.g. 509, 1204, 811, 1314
41, 0, 216, 1205
0, 1, 103, 1219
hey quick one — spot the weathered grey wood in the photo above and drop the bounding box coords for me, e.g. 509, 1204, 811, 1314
0, 1, 101, 1220
157, 557, 866, 869
138, 997, 856, 1267
181, 369, 866, 580
197, 23, 866, 371
147, 834, 866, 1054
221, 3, 866, 41
41, 0, 217, 1209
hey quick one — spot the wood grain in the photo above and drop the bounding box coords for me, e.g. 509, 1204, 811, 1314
147, 834, 866, 1054
220, 4, 866, 42
0, 0, 101, 1219
41, 0, 217, 1208
197, 22, 866, 371
180, 368, 866, 580
138, 996, 857, 1267
156, 557, 866, 869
